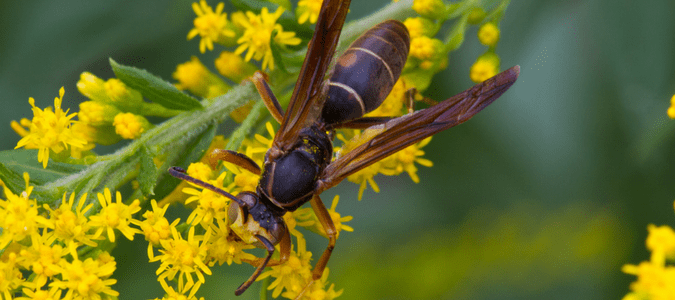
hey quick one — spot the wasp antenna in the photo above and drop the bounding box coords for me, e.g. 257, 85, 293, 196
168, 166, 244, 206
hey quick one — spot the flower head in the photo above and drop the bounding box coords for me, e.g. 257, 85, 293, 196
470, 52, 500, 83
51, 255, 119, 300
43, 192, 100, 259
0, 173, 50, 249
132, 199, 180, 260
478, 22, 500, 47
154, 226, 212, 297
667, 94, 675, 119
187, 0, 236, 53
15, 87, 87, 168
113, 112, 152, 139
297, 0, 323, 24
235, 7, 302, 71
89, 188, 142, 243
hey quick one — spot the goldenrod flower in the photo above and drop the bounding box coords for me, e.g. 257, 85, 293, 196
309, 195, 353, 240
113, 112, 152, 139
14, 87, 87, 168
77, 72, 107, 101
19, 235, 68, 288
470, 52, 500, 83
646, 224, 675, 266
667, 94, 675, 119
235, 7, 302, 71
89, 188, 142, 243
187, 0, 236, 53
154, 226, 212, 297
182, 172, 231, 228
78, 101, 120, 126
281, 268, 343, 300
206, 218, 257, 266
410, 36, 445, 61
385, 137, 434, 183
0, 174, 50, 249
284, 207, 315, 238
214, 51, 258, 83
478, 22, 500, 47
173, 56, 231, 99
132, 200, 180, 260
51, 255, 119, 300
43, 192, 100, 259
15, 286, 63, 300
186, 162, 215, 182
403, 17, 435, 38
258, 239, 313, 298
412, 0, 447, 19
105, 78, 143, 105
297, 0, 323, 24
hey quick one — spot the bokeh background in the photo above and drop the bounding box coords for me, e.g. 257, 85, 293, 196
2, 0, 675, 299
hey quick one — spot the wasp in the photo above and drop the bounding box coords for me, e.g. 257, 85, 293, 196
169, 0, 519, 295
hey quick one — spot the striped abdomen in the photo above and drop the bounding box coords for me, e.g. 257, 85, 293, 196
321, 20, 410, 124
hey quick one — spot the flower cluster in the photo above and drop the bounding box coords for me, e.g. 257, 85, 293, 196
622, 202, 675, 299
0, 174, 140, 300
5, 0, 515, 299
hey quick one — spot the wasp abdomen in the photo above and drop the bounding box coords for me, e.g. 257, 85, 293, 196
321, 20, 410, 124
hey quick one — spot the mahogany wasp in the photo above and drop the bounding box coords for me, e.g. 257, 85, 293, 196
169, 0, 519, 296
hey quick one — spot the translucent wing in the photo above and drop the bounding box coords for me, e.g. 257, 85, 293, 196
318, 66, 520, 192
273, 0, 352, 151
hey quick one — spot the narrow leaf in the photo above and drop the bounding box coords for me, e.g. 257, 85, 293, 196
0, 150, 86, 194
110, 58, 203, 110
139, 145, 159, 196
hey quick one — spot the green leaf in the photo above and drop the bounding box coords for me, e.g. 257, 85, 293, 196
110, 58, 202, 111
152, 122, 218, 201
0, 149, 86, 195
138, 145, 159, 197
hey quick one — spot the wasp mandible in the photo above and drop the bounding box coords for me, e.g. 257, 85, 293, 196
170, 0, 519, 295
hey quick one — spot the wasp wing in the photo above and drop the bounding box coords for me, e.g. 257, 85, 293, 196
273, 0, 351, 151
318, 66, 520, 192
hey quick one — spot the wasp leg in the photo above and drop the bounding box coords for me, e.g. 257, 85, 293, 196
309, 195, 337, 280
208, 149, 261, 175
405, 88, 416, 114
168, 167, 244, 206
251, 71, 285, 124
235, 234, 277, 296
241, 228, 291, 267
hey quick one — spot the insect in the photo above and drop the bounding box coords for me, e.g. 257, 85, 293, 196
169, 0, 519, 296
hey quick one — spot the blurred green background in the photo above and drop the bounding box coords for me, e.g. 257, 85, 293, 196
2, 0, 675, 299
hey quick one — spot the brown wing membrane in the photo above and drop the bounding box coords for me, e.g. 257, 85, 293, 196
273, 0, 351, 151
318, 66, 520, 192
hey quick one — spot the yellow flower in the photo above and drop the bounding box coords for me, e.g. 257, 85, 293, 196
410, 36, 445, 61
214, 51, 258, 83
76, 72, 107, 101
622, 261, 675, 299
182, 172, 231, 228
187, 0, 236, 53
43, 192, 100, 259
646, 224, 675, 265
0, 174, 50, 249
297, 0, 323, 24
308, 195, 353, 240
384, 137, 434, 183
403, 17, 435, 38
19, 235, 68, 288
14, 87, 87, 168
258, 238, 313, 298
281, 268, 343, 300
477, 22, 500, 47
284, 207, 315, 238
78, 101, 120, 126
186, 162, 215, 182
235, 7, 302, 71
412, 0, 447, 19
89, 188, 142, 243
51, 254, 119, 300
154, 226, 212, 297
113, 112, 152, 139
173, 56, 231, 99
470, 52, 500, 83
668, 94, 675, 119
132, 200, 180, 260
205, 218, 257, 266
